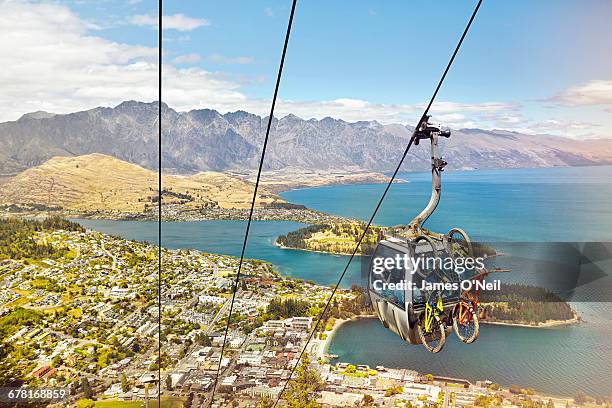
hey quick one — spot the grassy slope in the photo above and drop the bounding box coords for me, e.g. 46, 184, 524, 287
0, 154, 282, 213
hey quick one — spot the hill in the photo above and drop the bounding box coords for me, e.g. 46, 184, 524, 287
276, 223, 382, 255
1, 101, 611, 175
0, 154, 283, 217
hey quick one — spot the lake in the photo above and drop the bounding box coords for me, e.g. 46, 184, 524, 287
76, 165, 612, 397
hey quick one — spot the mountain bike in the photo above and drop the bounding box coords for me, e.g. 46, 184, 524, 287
451, 270, 489, 344
417, 293, 447, 353
445, 228, 480, 344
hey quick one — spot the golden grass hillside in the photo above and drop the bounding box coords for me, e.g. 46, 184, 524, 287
0, 154, 282, 214
277, 223, 383, 255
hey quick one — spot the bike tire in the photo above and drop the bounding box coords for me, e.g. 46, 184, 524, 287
452, 302, 479, 344
417, 314, 446, 353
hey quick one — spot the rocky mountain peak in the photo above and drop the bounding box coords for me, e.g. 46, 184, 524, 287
1, 101, 610, 175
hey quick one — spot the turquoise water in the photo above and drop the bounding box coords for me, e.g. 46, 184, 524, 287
76, 166, 612, 397
328, 309, 611, 398
281, 166, 612, 242
76, 219, 362, 287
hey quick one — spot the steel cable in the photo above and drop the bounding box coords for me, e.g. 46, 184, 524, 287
209, 1, 298, 405
272, 1, 483, 405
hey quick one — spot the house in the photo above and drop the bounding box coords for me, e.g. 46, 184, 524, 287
229, 337, 244, 348
104, 383, 123, 397
33, 365, 52, 379
243, 385, 282, 399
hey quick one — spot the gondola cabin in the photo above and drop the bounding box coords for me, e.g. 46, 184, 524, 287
368, 236, 461, 346
366, 117, 478, 353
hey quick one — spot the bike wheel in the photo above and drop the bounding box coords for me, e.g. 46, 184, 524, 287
414, 234, 440, 279
452, 301, 479, 344
446, 228, 473, 260
417, 314, 446, 353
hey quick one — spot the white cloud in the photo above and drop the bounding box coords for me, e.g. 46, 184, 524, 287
273, 98, 419, 123
0, 0, 524, 129
429, 101, 520, 114
0, 1, 235, 122
238, 98, 519, 127
0, 1, 607, 141
172, 53, 201, 64
472, 110, 601, 139
131, 13, 210, 31
164, 14, 210, 31
206, 54, 255, 65
528, 119, 599, 134
551, 79, 612, 106
130, 14, 156, 26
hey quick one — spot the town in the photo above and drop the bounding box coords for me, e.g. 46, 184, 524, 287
0, 221, 595, 407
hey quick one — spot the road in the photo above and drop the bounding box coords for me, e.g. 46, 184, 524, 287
100, 239, 118, 270
206, 299, 230, 334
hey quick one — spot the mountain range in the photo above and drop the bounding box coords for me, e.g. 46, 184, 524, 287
1, 101, 611, 175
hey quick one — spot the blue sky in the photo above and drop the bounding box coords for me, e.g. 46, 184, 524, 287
1, 0, 611, 138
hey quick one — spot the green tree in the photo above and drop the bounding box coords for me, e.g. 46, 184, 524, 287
282, 354, 323, 408
266, 297, 310, 319
75, 399, 95, 408
385, 386, 403, 397
51, 355, 62, 368
121, 373, 129, 392
81, 377, 93, 399
259, 396, 274, 408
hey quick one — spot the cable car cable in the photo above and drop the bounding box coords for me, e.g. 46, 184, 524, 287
272, 1, 482, 405
209, 0, 298, 405
157, 0, 162, 404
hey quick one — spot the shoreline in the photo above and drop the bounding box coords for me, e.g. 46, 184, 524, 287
274, 240, 364, 257
0, 207, 347, 225
316, 314, 375, 360
273, 177, 409, 194
322, 315, 586, 400
315, 318, 348, 360
480, 312, 581, 329
324, 312, 582, 354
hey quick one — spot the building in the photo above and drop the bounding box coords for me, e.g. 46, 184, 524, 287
289, 317, 313, 331
318, 391, 364, 406
110, 286, 133, 299
199, 295, 226, 305
237, 353, 263, 366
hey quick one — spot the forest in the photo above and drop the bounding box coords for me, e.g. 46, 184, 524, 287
0, 216, 84, 260
480, 283, 575, 324
266, 297, 311, 319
